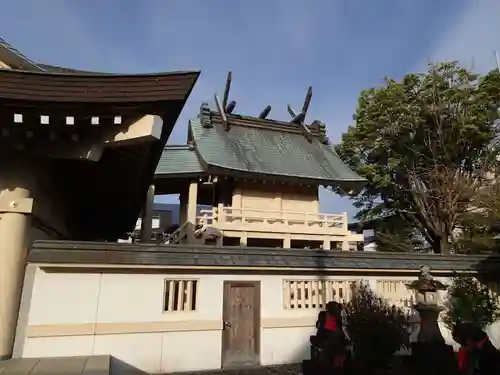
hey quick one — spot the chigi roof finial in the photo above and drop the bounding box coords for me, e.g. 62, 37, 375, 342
286, 86, 313, 141
214, 71, 236, 131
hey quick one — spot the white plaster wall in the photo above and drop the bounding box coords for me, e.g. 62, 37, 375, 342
20, 269, 223, 373
17, 268, 500, 373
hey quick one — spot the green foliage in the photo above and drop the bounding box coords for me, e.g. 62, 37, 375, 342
335, 62, 500, 254
443, 274, 500, 330
455, 183, 500, 253
371, 215, 422, 252
345, 282, 409, 370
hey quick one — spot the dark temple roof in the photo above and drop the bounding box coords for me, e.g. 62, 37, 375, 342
0, 68, 199, 240
155, 104, 365, 189
0, 68, 198, 103
0, 37, 200, 240
29, 241, 500, 275
0, 36, 44, 71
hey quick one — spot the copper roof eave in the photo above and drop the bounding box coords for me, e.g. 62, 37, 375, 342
0, 69, 200, 104
154, 171, 209, 180
205, 164, 367, 188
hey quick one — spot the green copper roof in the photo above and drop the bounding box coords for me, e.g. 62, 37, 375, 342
155, 104, 365, 188
155, 145, 205, 177
191, 106, 365, 188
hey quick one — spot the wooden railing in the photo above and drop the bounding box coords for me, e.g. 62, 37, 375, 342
197, 209, 216, 226
196, 204, 348, 233
162, 221, 190, 244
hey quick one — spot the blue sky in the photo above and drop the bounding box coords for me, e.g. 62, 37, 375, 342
2, 0, 500, 220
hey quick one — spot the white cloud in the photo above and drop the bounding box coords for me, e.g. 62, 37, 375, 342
413, 0, 500, 73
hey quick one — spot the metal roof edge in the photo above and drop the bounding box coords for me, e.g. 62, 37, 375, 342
30, 240, 500, 263
203, 163, 367, 185
0, 67, 201, 79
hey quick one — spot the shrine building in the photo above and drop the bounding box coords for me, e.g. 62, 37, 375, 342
0, 36, 199, 360
153, 73, 365, 250
2, 39, 498, 375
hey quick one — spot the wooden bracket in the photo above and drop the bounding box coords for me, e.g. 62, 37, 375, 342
287, 105, 312, 141
214, 93, 229, 131
0, 196, 33, 214
301, 86, 312, 117
226, 100, 236, 114
259, 105, 272, 119
287, 87, 314, 142
222, 71, 232, 109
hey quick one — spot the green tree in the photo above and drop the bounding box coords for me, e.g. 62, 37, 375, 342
336, 62, 500, 254
455, 181, 500, 253
345, 282, 409, 372
443, 274, 500, 330
368, 215, 422, 252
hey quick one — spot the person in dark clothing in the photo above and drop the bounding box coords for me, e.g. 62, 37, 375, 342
453, 321, 500, 375
315, 301, 348, 368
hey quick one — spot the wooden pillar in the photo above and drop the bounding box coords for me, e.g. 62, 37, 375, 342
187, 181, 198, 224
179, 192, 187, 224
0, 176, 33, 359
140, 184, 155, 243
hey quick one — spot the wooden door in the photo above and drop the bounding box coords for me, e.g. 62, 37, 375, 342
222, 281, 260, 368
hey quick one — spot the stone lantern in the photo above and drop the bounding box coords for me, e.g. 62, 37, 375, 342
406, 266, 456, 374
406, 265, 448, 342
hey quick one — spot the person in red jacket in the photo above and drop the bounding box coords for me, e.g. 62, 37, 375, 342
453, 321, 500, 375
316, 301, 349, 367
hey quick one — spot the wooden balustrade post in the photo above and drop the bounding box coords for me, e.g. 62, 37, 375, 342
217, 203, 225, 223
322, 239, 331, 250
212, 206, 218, 223
283, 235, 291, 249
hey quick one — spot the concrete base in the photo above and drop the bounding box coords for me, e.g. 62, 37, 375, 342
0, 355, 148, 375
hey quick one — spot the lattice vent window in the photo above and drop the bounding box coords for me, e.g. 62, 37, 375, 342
487, 283, 500, 305
164, 279, 198, 312
283, 280, 354, 309
376, 280, 414, 308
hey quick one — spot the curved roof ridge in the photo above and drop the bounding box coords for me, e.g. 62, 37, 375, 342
0, 36, 44, 71
0, 69, 200, 103
0, 66, 200, 78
